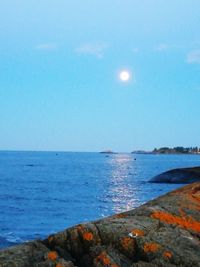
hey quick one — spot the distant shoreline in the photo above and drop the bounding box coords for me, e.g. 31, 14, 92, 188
132, 146, 200, 155
132, 151, 200, 155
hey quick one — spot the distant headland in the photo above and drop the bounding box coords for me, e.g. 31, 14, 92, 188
132, 146, 200, 155
100, 150, 117, 154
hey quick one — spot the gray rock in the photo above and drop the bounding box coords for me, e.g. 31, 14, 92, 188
149, 167, 200, 183
1, 182, 200, 266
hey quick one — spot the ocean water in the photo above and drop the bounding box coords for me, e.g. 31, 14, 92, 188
0, 151, 200, 249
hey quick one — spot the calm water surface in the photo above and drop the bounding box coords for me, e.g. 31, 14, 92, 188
0, 151, 200, 248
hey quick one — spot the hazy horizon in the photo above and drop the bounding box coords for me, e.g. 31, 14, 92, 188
1, 0, 200, 152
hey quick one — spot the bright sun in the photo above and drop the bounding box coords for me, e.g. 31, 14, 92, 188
119, 70, 130, 82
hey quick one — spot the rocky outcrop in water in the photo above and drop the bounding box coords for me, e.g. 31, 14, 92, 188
1, 182, 200, 267
149, 167, 200, 184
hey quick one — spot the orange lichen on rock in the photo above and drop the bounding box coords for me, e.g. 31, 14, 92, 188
95, 251, 120, 267
183, 184, 200, 210
143, 242, 161, 253
96, 251, 111, 266
113, 213, 127, 219
77, 225, 93, 241
191, 184, 200, 194
121, 237, 135, 251
151, 210, 200, 232
47, 251, 58, 261
77, 225, 93, 240
131, 229, 145, 236
56, 264, 63, 267
163, 251, 172, 259
186, 193, 200, 211
172, 183, 200, 199
83, 231, 94, 241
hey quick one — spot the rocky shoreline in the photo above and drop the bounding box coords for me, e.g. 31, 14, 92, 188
1, 182, 200, 267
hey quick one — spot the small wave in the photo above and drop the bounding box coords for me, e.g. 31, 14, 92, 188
2, 232, 23, 243
25, 164, 44, 167
0, 233, 23, 249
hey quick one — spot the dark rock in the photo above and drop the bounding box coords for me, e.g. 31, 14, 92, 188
1, 182, 200, 266
149, 167, 200, 184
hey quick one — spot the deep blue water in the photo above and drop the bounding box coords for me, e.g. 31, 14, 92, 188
0, 151, 200, 249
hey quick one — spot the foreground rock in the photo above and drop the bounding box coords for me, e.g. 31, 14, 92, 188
1, 182, 200, 267
149, 167, 200, 184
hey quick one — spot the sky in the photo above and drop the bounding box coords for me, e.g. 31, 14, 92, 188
0, 0, 200, 152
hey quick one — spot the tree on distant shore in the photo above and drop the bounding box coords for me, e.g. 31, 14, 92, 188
153, 146, 200, 154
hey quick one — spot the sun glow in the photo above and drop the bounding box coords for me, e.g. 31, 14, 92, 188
119, 70, 130, 82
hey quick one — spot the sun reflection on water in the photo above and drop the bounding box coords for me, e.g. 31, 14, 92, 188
105, 153, 140, 214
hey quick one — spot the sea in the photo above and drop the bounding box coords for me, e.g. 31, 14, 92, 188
0, 151, 200, 249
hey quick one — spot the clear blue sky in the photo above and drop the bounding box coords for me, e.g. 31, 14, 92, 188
0, 0, 200, 152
